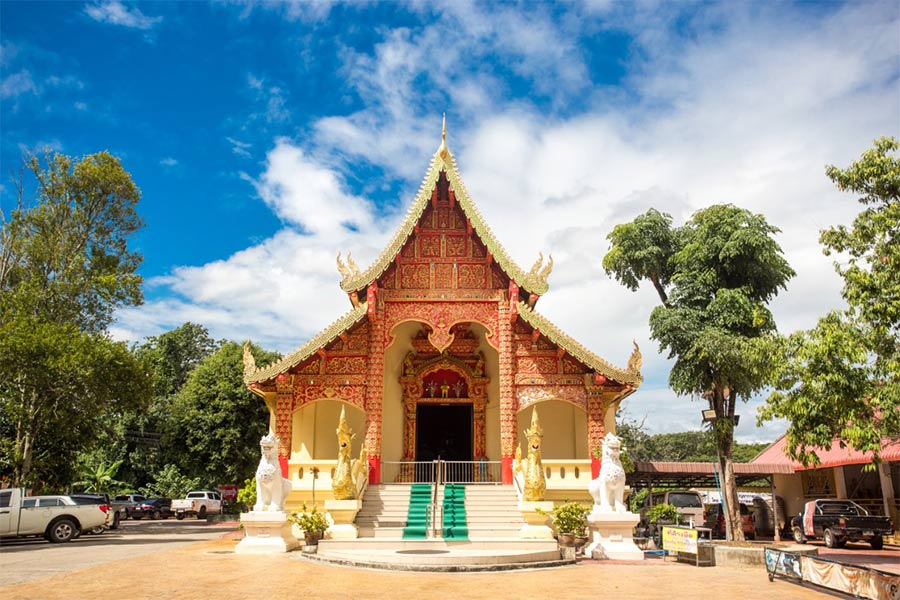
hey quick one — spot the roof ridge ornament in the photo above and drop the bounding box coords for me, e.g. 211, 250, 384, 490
524, 252, 553, 289
336, 252, 350, 281
439, 113, 449, 159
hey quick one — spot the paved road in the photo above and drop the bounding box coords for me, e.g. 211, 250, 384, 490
0, 518, 238, 585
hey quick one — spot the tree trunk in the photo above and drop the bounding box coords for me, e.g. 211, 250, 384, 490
713, 386, 744, 542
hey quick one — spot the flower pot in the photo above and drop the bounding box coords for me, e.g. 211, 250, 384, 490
575, 535, 589, 550
304, 531, 323, 546
558, 532, 576, 547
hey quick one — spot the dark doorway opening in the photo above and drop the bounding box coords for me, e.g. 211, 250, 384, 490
416, 404, 473, 463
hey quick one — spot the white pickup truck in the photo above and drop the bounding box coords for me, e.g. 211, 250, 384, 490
0, 488, 109, 543
171, 490, 223, 520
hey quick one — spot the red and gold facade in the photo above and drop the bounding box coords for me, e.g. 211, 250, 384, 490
245, 130, 642, 488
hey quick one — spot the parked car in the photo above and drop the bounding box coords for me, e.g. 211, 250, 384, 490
69, 493, 120, 531
0, 488, 108, 543
130, 498, 172, 520
791, 499, 892, 549
638, 490, 706, 532
112, 494, 146, 520
704, 502, 756, 539
171, 490, 223, 520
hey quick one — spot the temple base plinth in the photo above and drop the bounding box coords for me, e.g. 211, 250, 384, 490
236, 511, 298, 554
585, 510, 643, 561
325, 499, 363, 540
518, 500, 554, 539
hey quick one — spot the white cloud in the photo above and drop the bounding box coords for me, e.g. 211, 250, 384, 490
116, 2, 900, 442
226, 136, 252, 158
85, 1, 162, 29
1, 70, 37, 99
159, 157, 178, 167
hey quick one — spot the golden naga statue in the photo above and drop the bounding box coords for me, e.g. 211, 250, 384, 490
332, 406, 368, 500
513, 408, 547, 501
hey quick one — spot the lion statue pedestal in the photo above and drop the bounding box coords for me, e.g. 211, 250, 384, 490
584, 432, 644, 561
236, 433, 298, 555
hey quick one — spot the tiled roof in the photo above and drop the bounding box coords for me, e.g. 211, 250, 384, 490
751, 435, 900, 470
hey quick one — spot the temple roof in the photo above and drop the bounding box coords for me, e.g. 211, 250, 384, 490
338, 128, 550, 296
244, 302, 368, 384
517, 301, 642, 387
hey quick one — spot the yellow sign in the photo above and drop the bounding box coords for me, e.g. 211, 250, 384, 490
662, 526, 698, 554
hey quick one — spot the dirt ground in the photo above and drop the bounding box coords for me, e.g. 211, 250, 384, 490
2, 534, 836, 600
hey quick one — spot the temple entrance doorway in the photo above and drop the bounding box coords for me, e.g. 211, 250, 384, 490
415, 404, 473, 463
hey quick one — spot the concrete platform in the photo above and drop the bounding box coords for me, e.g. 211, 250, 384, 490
303, 538, 573, 571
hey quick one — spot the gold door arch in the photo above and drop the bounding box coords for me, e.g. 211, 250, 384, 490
399, 354, 489, 460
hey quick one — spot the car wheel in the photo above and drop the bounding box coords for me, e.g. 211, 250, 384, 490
152, 510, 160, 520
824, 528, 837, 548
198, 506, 207, 519
47, 518, 77, 543
132, 514, 143, 520
176, 513, 185, 520
792, 527, 806, 544
870, 536, 883, 550
110, 512, 121, 530
89, 526, 105, 535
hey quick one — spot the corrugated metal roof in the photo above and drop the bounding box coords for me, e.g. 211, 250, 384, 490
751, 435, 900, 470
633, 461, 794, 475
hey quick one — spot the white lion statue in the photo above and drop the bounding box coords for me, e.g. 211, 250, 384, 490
589, 432, 627, 513
254, 433, 293, 512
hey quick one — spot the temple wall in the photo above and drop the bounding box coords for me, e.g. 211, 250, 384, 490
476, 323, 501, 461
382, 321, 419, 462
290, 401, 366, 461
516, 401, 588, 459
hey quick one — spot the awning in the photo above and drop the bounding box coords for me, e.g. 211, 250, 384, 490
751, 435, 900, 471
627, 461, 792, 488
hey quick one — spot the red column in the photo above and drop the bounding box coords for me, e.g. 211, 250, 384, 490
364, 303, 385, 484
498, 300, 516, 484
275, 375, 293, 478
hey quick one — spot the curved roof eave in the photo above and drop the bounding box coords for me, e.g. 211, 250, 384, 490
516, 301, 642, 387
244, 302, 369, 385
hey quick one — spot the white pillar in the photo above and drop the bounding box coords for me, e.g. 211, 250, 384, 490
833, 466, 847, 499
878, 463, 895, 519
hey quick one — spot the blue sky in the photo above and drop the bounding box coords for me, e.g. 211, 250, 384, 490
2, 0, 898, 442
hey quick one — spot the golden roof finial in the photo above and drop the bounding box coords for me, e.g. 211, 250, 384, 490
439, 113, 449, 158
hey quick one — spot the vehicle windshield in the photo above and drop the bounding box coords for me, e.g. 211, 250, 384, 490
819, 501, 860, 516
669, 493, 702, 508
187, 493, 205, 498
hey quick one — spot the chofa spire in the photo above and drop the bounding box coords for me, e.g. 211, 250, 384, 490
439, 113, 449, 158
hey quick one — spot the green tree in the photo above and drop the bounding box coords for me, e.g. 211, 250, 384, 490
761, 137, 900, 465
605, 204, 794, 540
167, 341, 279, 485
0, 151, 151, 488
139, 463, 202, 499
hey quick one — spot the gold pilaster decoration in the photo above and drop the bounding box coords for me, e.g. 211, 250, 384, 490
332, 405, 367, 500
514, 408, 547, 501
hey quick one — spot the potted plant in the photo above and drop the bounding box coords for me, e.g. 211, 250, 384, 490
290, 503, 329, 546
646, 503, 680, 547
545, 502, 589, 547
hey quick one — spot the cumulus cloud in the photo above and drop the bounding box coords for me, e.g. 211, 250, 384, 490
115, 1, 899, 442
84, 1, 162, 29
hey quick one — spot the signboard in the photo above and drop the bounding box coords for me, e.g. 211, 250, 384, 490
218, 484, 238, 501
662, 526, 698, 554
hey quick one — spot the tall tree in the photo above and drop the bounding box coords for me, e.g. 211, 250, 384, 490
0, 151, 151, 488
761, 137, 900, 465
604, 204, 794, 540
166, 341, 280, 485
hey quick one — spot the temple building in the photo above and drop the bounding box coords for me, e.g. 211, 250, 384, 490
243, 122, 642, 507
